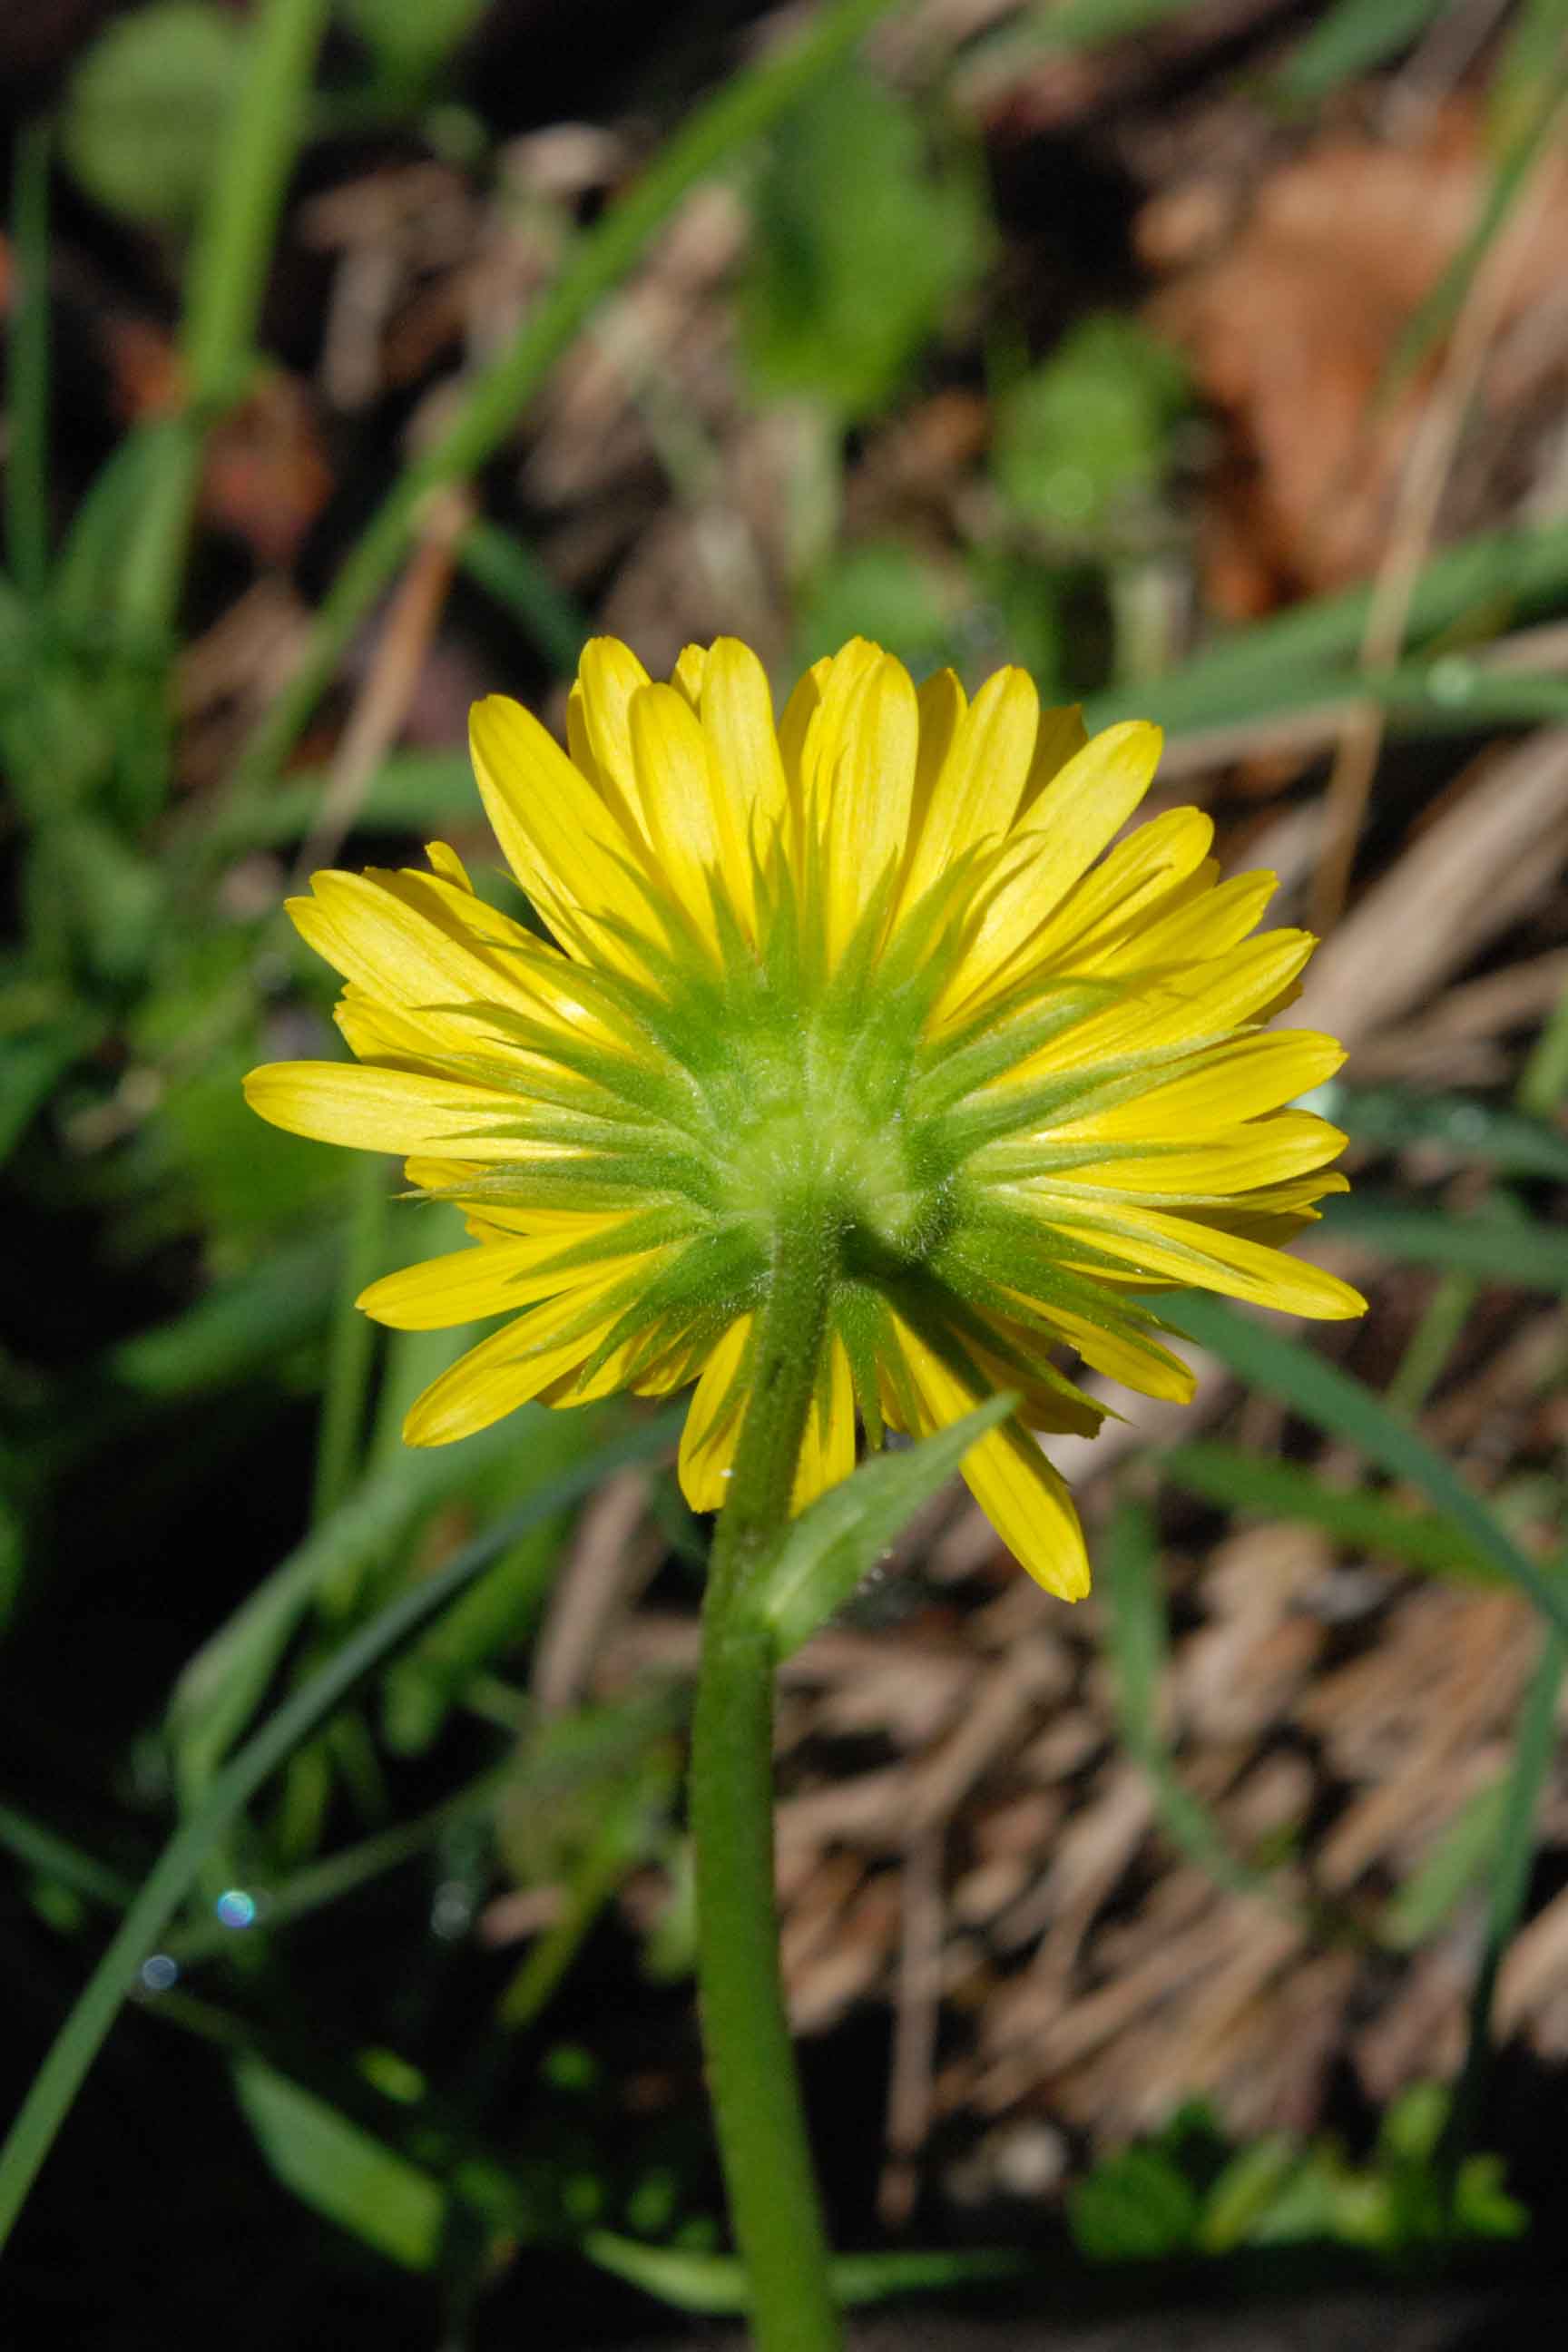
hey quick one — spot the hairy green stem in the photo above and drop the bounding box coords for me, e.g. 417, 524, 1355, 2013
691, 1209, 843, 2351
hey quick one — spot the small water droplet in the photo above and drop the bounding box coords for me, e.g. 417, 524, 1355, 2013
140, 1954, 179, 1994
215, 1888, 257, 1930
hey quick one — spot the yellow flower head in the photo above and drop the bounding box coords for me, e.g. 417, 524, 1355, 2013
246, 636, 1364, 1600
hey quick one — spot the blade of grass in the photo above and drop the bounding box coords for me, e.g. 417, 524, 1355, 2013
1272, 0, 1447, 103
5, 120, 53, 601
457, 520, 592, 677
1321, 1083, 1568, 1182
1385, 1270, 1478, 1418
1157, 1294, 1568, 1642
1437, 1622, 1568, 2202
167, 1765, 510, 1964
311, 1155, 390, 1524
1318, 1193, 1568, 1289
0, 1804, 137, 1914
0, 1406, 681, 2250
582, 2230, 1025, 2315
111, 0, 331, 748
1102, 1498, 1287, 1910
1158, 1441, 1500, 1583
214, 0, 902, 826
1082, 521, 1568, 737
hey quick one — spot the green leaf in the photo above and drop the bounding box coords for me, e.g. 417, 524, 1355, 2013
1319, 1194, 1568, 1289
992, 313, 1187, 533
107, 1233, 340, 1399
232, 2059, 444, 2269
0, 1014, 101, 1165
582, 2229, 1024, 2314
1069, 2145, 1201, 2260
740, 64, 987, 420
760, 1395, 1014, 1660
63, 3, 247, 229
1159, 1441, 1501, 1583
1273, 0, 1446, 103
794, 544, 954, 677
338, 0, 486, 87
1158, 1294, 1568, 1642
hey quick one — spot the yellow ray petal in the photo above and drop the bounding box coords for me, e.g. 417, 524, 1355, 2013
402, 1269, 639, 1445
630, 681, 733, 943
467, 694, 658, 972
889, 1318, 1090, 1601
425, 840, 472, 890
1027, 807, 1215, 975
679, 1314, 753, 1511
1010, 928, 1317, 1088
939, 720, 1163, 1016
242, 1061, 575, 1160
1096, 867, 1277, 975
1043, 1196, 1367, 1318
290, 870, 548, 1039
670, 642, 709, 709
820, 652, 918, 963
905, 667, 966, 850
791, 1335, 857, 1512
1044, 1303, 1198, 1404
796, 638, 884, 820
700, 637, 788, 877
1017, 701, 1089, 812
898, 665, 1038, 916
1059, 1111, 1348, 1199
357, 1219, 638, 1328
1053, 1030, 1346, 1142
570, 637, 655, 840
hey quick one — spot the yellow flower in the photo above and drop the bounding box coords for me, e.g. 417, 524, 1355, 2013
246, 636, 1364, 1600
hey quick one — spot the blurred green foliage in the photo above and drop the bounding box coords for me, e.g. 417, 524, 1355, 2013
991, 314, 1189, 535
1070, 2091, 1526, 2263
740, 64, 988, 421
62, 3, 248, 228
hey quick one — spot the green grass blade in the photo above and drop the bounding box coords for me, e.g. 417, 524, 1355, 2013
1323, 1084, 1568, 1181
1438, 1624, 1568, 2199
1083, 522, 1568, 737
1318, 1194, 1568, 1289
0, 1408, 681, 2251
1102, 1499, 1285, 1909
1381, 1778, 1510, 1953
1159, 1295, 1568, 1642
0, 1804, 137, 1913
458, 520, 592, 677
582, 2228, 1025, 2313
1273, 0, 1446, 103
1158, 1441, 1501, 1583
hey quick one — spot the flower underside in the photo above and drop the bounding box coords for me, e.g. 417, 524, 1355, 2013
245, 635, 1365, 1599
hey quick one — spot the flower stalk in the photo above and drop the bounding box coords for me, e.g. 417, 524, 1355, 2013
691, 1204, 844, 2351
